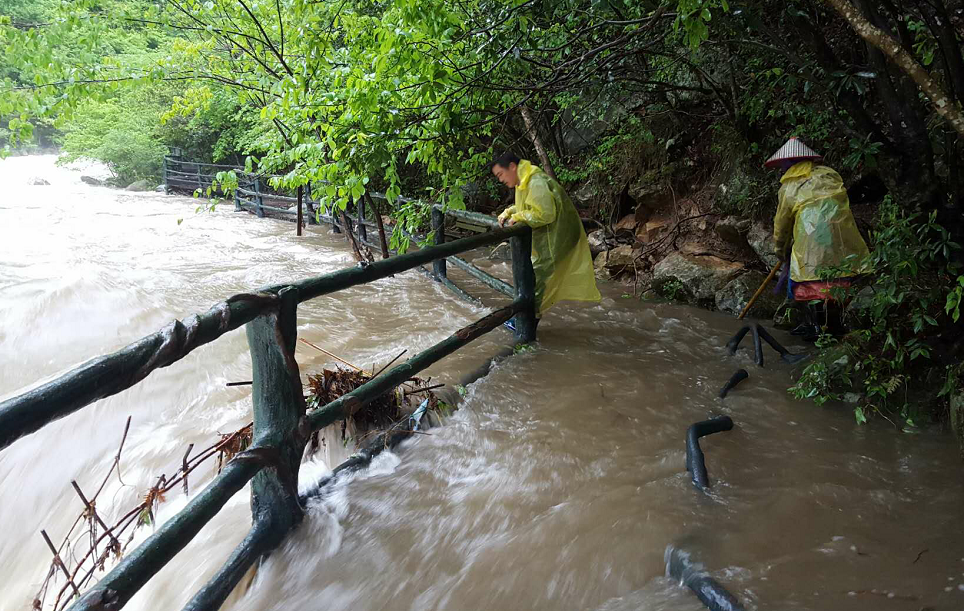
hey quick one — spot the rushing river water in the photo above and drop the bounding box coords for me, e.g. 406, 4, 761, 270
1, 155, 963, 611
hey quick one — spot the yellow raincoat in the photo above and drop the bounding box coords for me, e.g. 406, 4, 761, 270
498, 160, 601, 315
773, 162, 870, 282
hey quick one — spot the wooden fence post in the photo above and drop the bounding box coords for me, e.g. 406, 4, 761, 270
245, 285, 305, 558
162, 157, 169, 194
305, 185, 318, 225
297, 187, 303, 236
356, 196, 368, 242
254, 177, 265, 218
196, 164, 203, 193
432, 207, 446, 280
510, 230, 537, 342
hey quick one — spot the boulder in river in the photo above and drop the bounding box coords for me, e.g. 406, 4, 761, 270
653, 251, 743, 302
29, 177, 50, 186
125, 179, 151, 192
81, 175, 106, 186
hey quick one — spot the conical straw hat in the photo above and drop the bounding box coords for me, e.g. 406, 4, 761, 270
764, 137, 822, 168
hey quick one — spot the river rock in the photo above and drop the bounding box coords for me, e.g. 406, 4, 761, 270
747, 221, 781, 267
715, 216, 751, 249
488, 241, 512, 261
29, 177, 50, 185
653, 252, 744, 302
587, 229, 616, 257
155, 184, 167, 193
715, 271, 785, 318
125, 179, 151, 192
81, 175, 106, 186
594, 244, 636, 276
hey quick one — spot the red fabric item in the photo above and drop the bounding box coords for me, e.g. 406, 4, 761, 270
792, 278, 853, 302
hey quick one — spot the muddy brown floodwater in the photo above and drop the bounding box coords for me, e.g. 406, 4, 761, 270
2, 156, 963, 611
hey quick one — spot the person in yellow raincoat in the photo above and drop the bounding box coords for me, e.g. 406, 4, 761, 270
766, 137, 870, 339
492, 152, 600, 324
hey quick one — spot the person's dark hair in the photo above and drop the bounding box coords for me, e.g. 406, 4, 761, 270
492, 151, 521, 169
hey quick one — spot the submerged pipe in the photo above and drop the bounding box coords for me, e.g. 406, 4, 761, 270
665, 546, 746, 611
718, 369, 748, 399
685, 416, 734, 490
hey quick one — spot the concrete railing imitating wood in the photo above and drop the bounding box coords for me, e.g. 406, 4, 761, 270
0, 182, 536, 611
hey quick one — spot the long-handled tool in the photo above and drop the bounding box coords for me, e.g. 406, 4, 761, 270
738, 261, 782, 320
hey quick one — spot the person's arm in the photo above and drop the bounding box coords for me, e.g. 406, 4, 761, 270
510, 179, 556, 228
772, 185, 794, 257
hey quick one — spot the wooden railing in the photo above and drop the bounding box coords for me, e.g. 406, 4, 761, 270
0, 188, 536, 611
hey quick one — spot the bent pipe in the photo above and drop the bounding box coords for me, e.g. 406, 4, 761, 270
725, 323, 806, 367
718, 369, 748, 399
686, 416, 734, 490
665, 546, 746, 611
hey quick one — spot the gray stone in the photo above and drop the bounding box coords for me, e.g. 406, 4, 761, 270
715, 216, 751, 249
587, 229, 616, 258
81, 175, 106, 186
571, 180, 598, 209
155, 184, 167, 193
715, 271, 786, 318
747, 221, 781, 267
125, 179, 151, 192
488, 241, 512, 261
653, 252, 744, 302
29, 177, 50, 185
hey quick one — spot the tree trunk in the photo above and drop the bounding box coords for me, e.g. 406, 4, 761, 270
824, 0, 964, 139
520, 106, 558, 181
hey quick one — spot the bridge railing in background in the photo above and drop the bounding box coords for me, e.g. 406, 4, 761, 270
0, 173, 536, 610
162, 155, 516, 310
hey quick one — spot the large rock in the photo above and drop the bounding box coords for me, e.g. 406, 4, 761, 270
81, 175, 106, 186
653, 252, 744, 302
29, 177, 50, 185
715, 216, 751, 249
614, 214, 637, 232
587, 229, 616, 258
154, 184, 167, 193
715, 271, 786, 318
571, 180, 599, 209
593, 244, 636, 276
747, 221, 781, 267
125, 179, 151, 192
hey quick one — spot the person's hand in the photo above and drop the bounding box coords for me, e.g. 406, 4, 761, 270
497, 211, 510, 227
506, 218, 517, 226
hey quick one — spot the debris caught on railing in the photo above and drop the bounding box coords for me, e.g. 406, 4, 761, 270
33, 350, 447, 611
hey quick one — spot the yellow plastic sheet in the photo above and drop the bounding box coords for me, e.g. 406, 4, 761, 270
498, 160, 601, 315
773, 162, 871, 282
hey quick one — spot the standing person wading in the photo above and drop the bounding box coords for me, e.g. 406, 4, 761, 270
766, 137, 871, 340
492, 152, 600, 329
